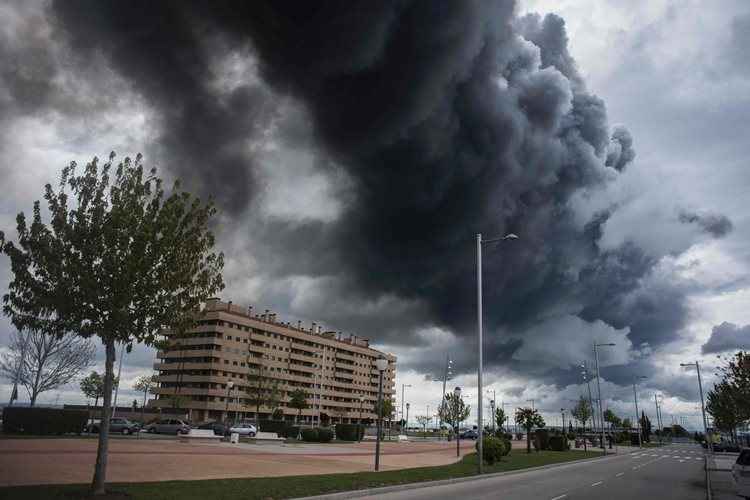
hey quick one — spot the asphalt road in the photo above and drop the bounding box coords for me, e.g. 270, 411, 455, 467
355, 443, 707, 500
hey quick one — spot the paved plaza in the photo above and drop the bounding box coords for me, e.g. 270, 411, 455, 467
0, 438, 479, 487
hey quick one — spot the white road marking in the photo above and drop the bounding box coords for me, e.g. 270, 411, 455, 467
591, 481, 603, 487
616, 472, 624, 477
551, 495, 567, 500
679, 460, 685, 463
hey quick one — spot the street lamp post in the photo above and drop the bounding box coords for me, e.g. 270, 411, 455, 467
401, 384, 411, 432
374, 357, 388, 471
225, 381, 234, 425
477, 232, 517, 474
581, 362, 597, 432
405, 402, 410, 436
454, 387, 461, 458
359, 394, 365, 442
593, 342, 615, 455
677, 364, 701, 440
633, 376, 646, 448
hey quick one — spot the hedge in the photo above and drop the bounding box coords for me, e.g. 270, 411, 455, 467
2, 407, 88, 435
300, 427, 333, 442
259, 420, 302, 438
534, 429, 550, 450
335, 423, 364, 441
548, 435, 570, 451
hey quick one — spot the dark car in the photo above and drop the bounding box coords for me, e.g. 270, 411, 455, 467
88, 417, 140, 435
460, 429, 479, 440
715, 442, 741, 453
198, 421, 227, 436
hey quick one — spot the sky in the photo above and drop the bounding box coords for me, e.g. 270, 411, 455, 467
0, 0, 748, 431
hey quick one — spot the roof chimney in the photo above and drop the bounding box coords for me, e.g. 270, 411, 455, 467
297, 320, 302, 330
317, 325, 322, 334
311, 322, 317, 333
227, 300, 232, 311
247, 305, 253, 316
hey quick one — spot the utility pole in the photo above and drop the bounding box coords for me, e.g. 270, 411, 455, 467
593, 342, 616, 455
436, 354, 453, 432
582, 362, 598, 432
401, 383, 411, 430
654, 394, 662, 445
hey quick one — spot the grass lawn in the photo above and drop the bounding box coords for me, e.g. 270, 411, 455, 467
0, 450, 601, 500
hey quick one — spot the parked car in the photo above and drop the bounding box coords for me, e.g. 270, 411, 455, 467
228, 421, 257, 437
148, 418, 190, 435
459, 429, 478, 440
88, 417, 140, 435
733, 448, 750, 499
198, 421, 228, 436
715, 441, 741, 453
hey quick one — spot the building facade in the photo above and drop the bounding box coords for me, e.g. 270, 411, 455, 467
150, 298, 396, 424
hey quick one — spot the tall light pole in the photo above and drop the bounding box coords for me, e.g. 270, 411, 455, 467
581, 362, 597, 432
405, 402, 410, 435
593, 342, 615, 454
401, 384, 411, 431
374, 356, 388, 471
633, 376, 646, 448
654, 394, 663, 445
477, 232, 517, 474
680, 361, 714, 455
435, 355, 453, 432
454, 386, 461, 458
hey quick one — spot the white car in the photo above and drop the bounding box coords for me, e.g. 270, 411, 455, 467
229, 422, 257, 437
732, 448, 750, 499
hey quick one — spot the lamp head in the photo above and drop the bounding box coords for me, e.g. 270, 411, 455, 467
227, 381, 234, 389
406, 402, 410, 409
375, 357, 388, 371
504, 233, 519, 240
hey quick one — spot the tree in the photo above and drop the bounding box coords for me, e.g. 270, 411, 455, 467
0, 153, 224, 495
133, 374, 157, 424
438, 392, 471, 438
707, 381, 742, 439
640, 411, 651, 443
495, 407, 507, 432
416, 415, 431, 434
246, 363, 281, 420
288, 389, 309, 423
272, 408, 284, 420
515, 407, 545, 453
717, 351, 750, 424
603, 408, 621, 429
0, 329, 95, 406
570, 395, 592, 430
80, 371, 119, 410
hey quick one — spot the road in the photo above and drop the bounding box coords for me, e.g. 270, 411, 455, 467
355, 443, 707, 500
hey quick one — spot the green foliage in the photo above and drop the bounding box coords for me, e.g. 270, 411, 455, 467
336, 423, 364, 441
0, 153, 225, 493
707, 380, 743, 434
79, 371, 118, 407
317, 428, 334, 443
288, 389, 309, 422
494, 407, 507, 431
603, 409, 621, 428
571, 396, 592, 428
299, 427, 333, 442
439, 392, 471, 431
476, 436, 506, 465
515, 407, 545, 453
548, 435, 569, 451
271, 408, 284, 420
3, 407, 88, 435
534, 429, 550, 451
376, 398, 395, 420
320, 413, 330, 427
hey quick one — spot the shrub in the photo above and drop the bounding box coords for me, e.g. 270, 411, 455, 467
318, 427, 334, 443
259, 420, 287, 435
2, 407, 88, 435
271, 408, 284, 420
285, 425, 301, 439
534, 429, 550, 451
301, 428, 319, 442
515, 432, 524, 441
549, 435, 569, 451
336, 423, 364, 441
476, 436, 506, 464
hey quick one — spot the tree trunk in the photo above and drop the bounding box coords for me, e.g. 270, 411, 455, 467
141, 390, 147, 429
91, 339, 116, 495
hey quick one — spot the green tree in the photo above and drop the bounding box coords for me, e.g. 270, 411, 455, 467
570, 395, 592, 430
622, 417, 632, 429
707, 381, 742, 439
495, 407, 507, 432
515, 407, 545, 453
415, 415, 431, 435
288, 388, 309, 424
246, 362, 281, 420
80, 371, 119, 410
133, 374, 157, 424
438, 392, 471, 438
719, 351, 750, 423
603, 408, 621, 429
0, 153, 224, 495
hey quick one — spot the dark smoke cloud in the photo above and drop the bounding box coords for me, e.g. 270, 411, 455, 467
678, 210, 733, 238
702, 322, 750, 354
30, 0, 733, 389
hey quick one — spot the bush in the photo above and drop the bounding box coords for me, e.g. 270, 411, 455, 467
548, 435, 569, 451
336, 423, 364, 441
476, 436, 506, 465
318, 427, 333, 443
534, 429, 550, 451
2, 407, 88, 435
259, 420, 286, 435
515, 432, 524, 441
301, 428, 319, 442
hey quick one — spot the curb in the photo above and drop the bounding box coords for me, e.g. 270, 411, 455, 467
705, 456, 713, 500
296, 453, 622, 500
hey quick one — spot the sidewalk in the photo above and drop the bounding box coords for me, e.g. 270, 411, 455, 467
707, 454, 739, 500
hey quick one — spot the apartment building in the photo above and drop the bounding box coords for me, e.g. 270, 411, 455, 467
150, 298, 397, 424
